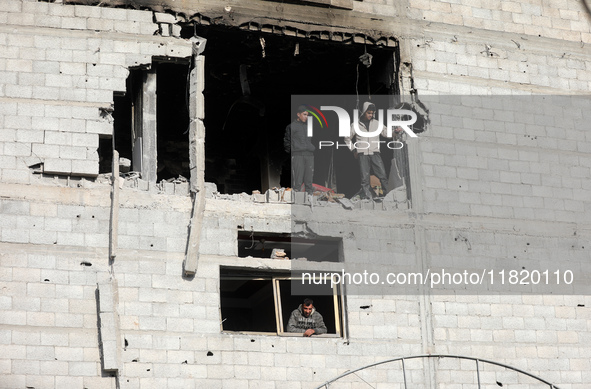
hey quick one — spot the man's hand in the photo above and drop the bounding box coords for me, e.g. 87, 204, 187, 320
303, 329, 315, 337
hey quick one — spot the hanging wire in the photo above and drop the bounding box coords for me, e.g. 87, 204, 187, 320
245, 228, 255, 250
355, 63, 360, 111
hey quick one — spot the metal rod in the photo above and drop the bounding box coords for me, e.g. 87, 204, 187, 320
312, 354, 560, 389
476, 359, 481, 389
402, 358, 408, 389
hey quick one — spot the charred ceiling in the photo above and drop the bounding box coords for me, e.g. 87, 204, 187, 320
61, 0, 398, 48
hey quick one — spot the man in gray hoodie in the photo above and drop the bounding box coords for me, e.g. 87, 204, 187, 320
283, 105, 315, 195
287, 298, 327, 336
345, 102, 401, 200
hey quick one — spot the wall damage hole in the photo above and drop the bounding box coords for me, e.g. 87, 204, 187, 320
238, 231, 342, 262
193, 25, 400, 196
80, 261, 92, 267
28, 163, 43, 173
207, 351, 214, 356
105, 59, 191, 182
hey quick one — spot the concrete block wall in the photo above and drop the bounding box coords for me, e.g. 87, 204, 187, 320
0, 0, 192, 182
402, 0, 591, 96
418, 95, 591, 222
408, 0, 591, 43
1, 184, 590, 387
409, 35, 591, 93
3, 173, 588, 387
0, 184, 193, 252
0, 242, 113, 388
0, 0, 590, 388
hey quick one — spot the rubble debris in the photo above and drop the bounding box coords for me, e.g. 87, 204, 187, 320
99, 106, 114, 121
271, 248, 288, 260
336, 198, 354, 210
359, 52, 373, 67
259, 37, 266, 58
119, 158, 131, 173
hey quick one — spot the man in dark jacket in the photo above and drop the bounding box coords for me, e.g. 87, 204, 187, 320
287, 298, 327, 336
345, 102, 401, 200
284, 105, 315, 195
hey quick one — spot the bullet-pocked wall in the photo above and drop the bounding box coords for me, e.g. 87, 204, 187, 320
1, 0, 590, 388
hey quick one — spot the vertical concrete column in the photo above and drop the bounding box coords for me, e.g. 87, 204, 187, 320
189, 56, 205, 193
109, 150, 120, 261
398, 38, 436, 388
97, 280, 121, 373
132, 69, 158, 182
184, 55, 206, 276
142, 69, 158, 182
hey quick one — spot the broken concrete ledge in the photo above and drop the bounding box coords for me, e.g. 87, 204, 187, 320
35, 174, 410, 210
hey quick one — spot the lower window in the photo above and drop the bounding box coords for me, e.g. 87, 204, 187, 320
220, 267, 343, 337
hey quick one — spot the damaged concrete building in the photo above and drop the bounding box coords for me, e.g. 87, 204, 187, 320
1, 0, 590, 388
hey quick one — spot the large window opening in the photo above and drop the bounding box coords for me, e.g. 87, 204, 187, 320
192, 25, 402, 197
102, 59, 191, 182
220, 267, 343, 336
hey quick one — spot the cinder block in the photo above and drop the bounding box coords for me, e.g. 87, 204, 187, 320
68, 361, 98, 376
113, 20, 141, 35
85, 89, 112, 104
43, 158, 71, 174
5, 85, 32, 100
166, 44, 192, 58
44, 130, 72, 145
59, 62, 86, 76
7, 12, 35, 26
85, 119, 113, 136
61, 17, 86, 30
71, 160, 98, 176
166, 318, 194, 332
3, 141, 31, 157
86, 17, 114, 31
140, 22, 158, 36
73, 4, 101, 18
56, 231, 84, 246
154, 12, 177, 23
101, 7, 128, 20
16, 70, 44, 86
55, 312, 84, 328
